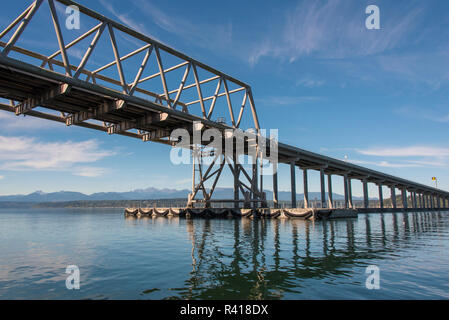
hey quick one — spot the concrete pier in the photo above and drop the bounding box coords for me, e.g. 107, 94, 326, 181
378, 184, 384, 209
303, 169, 309, 209
327, 174, 333, 209
290, 161, 297, 208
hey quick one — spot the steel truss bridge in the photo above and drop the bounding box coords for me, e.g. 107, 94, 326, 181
0, 0, 448, 210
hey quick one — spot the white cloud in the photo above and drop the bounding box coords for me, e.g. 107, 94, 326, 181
396, 106, 449, 123
74, 167, 108, 178
99, 0, 233, 54
296, 77, 325, 88
347, 159, 420, 168
348, 158, 448, 169
376, 50, 449, 90
0, 112, 62, 131
258, 95, 323, 107
0, 175, 4, 180
0, 136, 113, 177
174, 178, 191, 186
356, 146, 449, 158
130, 0, 233, 48
248, 0, 423, 65
98, 0, 152, 36
344, 145, 449, 169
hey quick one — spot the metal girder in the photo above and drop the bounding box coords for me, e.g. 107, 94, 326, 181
142, 129, 171, 141
65, 99, 122, 126
108, 112, 169, 134
0, 101, 145, 141
325, 169, 351, 175
15, 83, 70, 115
300, 164, 328, 170
350, 175, 370, 180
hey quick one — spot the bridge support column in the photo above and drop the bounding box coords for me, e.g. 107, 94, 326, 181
327, 174, 333, 209
273, 163, 279, 209
378, 185, 384, 209
303, 169, 309, 209
419, 194, 424, 208
347, 177, 354, 209
344, 175, 349, 209
259, 156, 264, 207
413, 192, 418, 209
320, 169, 326, 208
344, 175, 353, 209
252, 159, 258, 209
391, 187, 397, 209
362, 179, 369, 209
233, 153, 240, 209
290, 161, 296, 208
402, 188, 408, 209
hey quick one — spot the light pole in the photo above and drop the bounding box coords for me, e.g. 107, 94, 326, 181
432, 177, 438, 188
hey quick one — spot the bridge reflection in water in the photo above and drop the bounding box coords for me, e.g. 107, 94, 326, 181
125, 211, 449, 299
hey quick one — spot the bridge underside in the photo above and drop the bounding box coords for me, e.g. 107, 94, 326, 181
0, 56, 196, 144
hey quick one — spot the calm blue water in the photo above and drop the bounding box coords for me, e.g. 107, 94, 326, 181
0, 208, 448, 299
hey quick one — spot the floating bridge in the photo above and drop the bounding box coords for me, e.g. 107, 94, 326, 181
0, 0, 448, 215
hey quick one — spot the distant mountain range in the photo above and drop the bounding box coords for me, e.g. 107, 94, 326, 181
0, 187, 365, 202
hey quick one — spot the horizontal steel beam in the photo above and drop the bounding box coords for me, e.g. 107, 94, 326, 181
15, 83, 70, 115
108, 112, 169, 134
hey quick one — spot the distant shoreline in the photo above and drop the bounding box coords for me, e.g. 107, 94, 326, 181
0, 198, 382, 209
0, 199, 188, 209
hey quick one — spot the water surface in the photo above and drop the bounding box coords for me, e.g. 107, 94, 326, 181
0, 208, 448, 299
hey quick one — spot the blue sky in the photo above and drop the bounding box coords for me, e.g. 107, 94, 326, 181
1, 0, 449, 198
